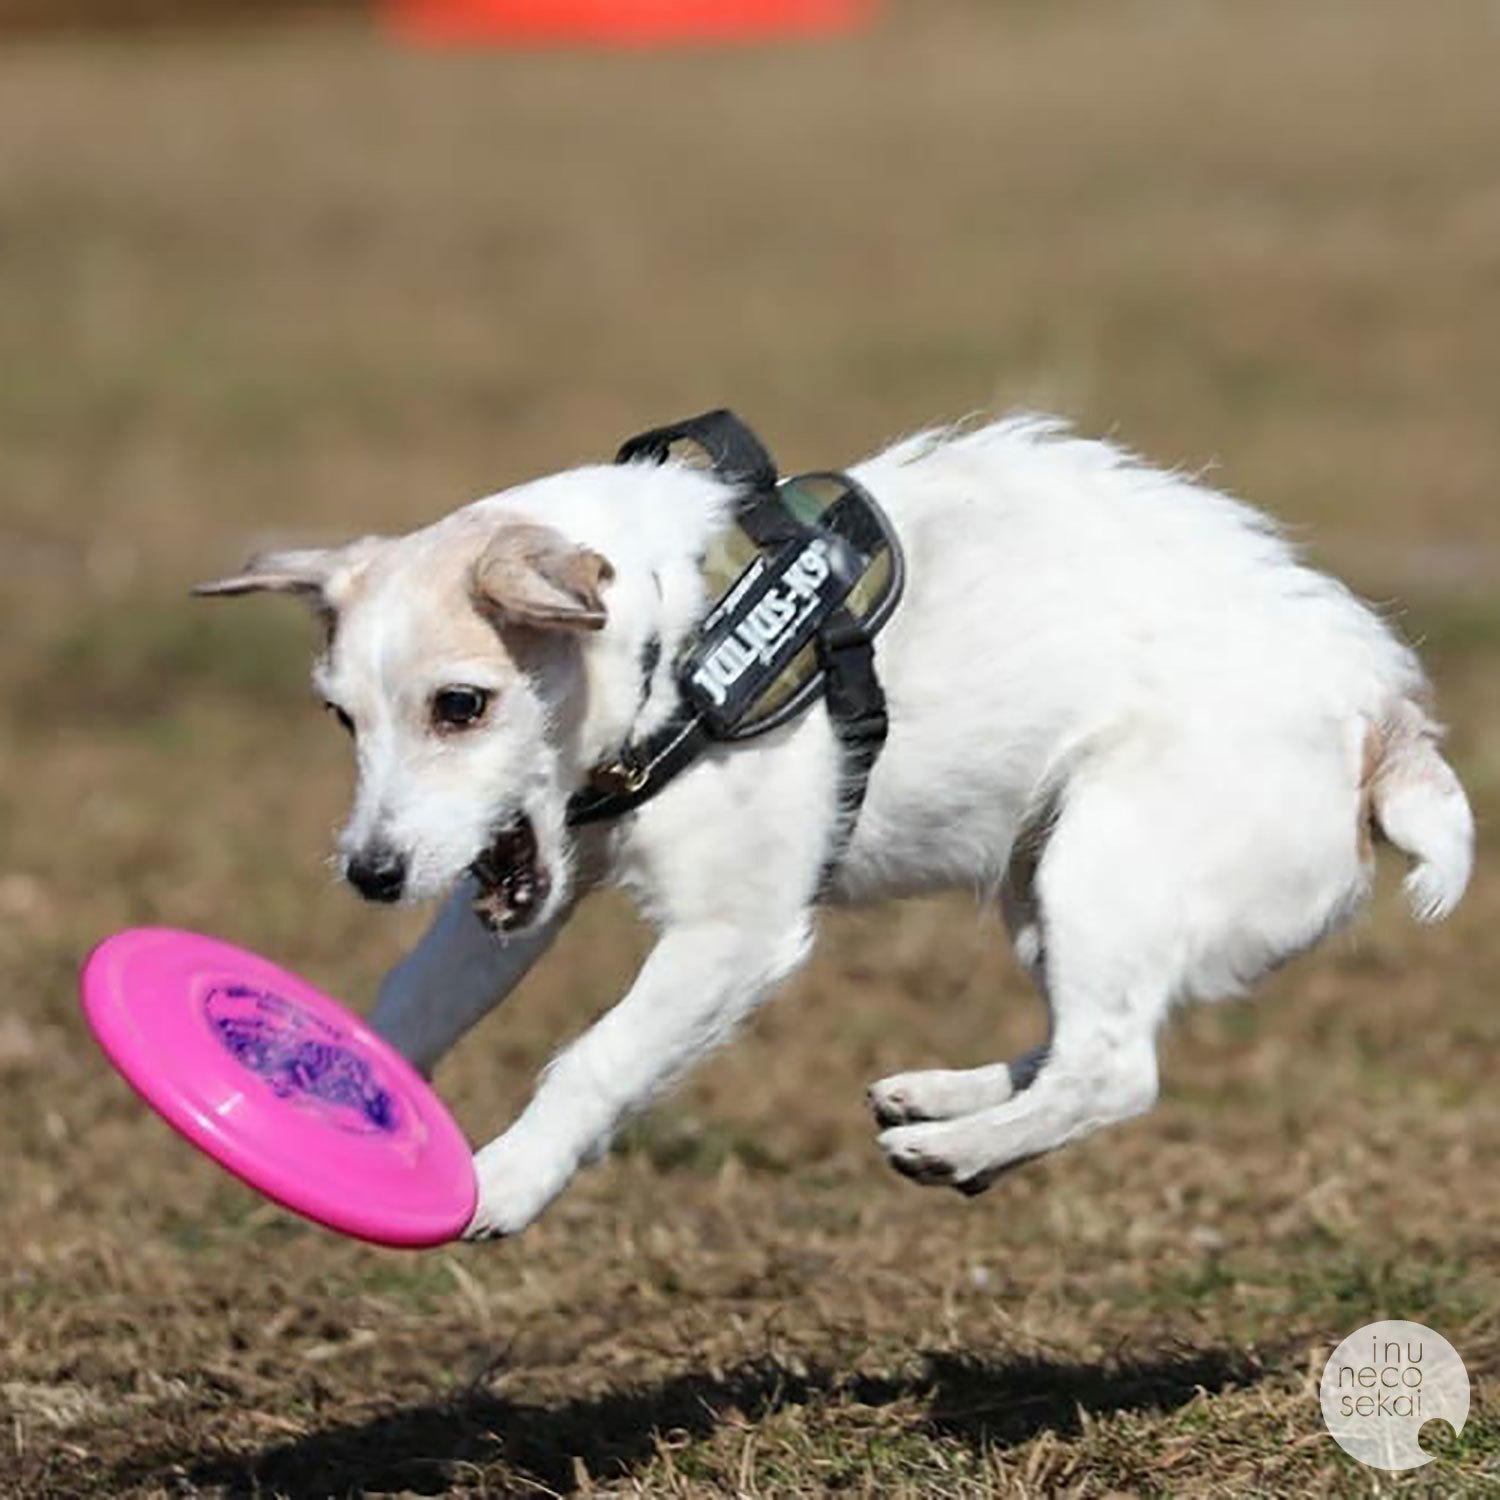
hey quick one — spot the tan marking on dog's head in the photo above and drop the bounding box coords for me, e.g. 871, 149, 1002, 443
470, 520, 614, 633
193, 538, 383, 604
192, 511, 609, 920
193, 538, 387, 653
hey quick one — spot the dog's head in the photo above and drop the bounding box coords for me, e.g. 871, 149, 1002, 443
196, 514, 614, 935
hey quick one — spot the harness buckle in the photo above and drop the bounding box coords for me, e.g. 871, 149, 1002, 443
590, 759, 650, 796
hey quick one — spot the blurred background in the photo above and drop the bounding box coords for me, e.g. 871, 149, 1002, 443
1, 2, 1496, 1495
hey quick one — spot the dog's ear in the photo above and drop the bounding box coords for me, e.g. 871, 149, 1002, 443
192, 540, 380, 606
472, 522, 614, 633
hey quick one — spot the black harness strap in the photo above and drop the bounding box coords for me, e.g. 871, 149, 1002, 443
815, 606, 889, 885
566, 410, 895, 892
565, 703, 708, 825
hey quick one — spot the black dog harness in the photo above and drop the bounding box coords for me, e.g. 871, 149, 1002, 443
565, 410, 904, 885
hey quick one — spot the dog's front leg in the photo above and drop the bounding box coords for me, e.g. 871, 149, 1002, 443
465, 915, 812, 1239
370, 876, 568, 1076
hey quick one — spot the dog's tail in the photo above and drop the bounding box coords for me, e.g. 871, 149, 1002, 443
1368, 700, 1474, 923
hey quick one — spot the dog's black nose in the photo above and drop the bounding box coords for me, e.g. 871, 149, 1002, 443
346, 845, 407, 903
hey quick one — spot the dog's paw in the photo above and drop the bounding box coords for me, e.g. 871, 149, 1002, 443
868, 1064, 1015, 1127
877, 1120, 996, 1196
867, 1075, 924, 1127
462, 1131, 573, 1242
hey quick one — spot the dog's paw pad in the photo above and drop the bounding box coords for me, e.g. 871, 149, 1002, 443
878, 1123, 999, 1196
878, 1125, 958, 1186
869, 1065, 1016, 1126
868, 1078, 923, 1127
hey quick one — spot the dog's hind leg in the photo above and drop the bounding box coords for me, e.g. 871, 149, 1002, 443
877, 940, 1163, 1192
867, 798, 1054, 1128
877, 1012, 1159, 1193
878, 722, 1375, 1191
870, 816, 1056, 1128
867, 1047, 1048, 1127
876, 755, 1182, 1192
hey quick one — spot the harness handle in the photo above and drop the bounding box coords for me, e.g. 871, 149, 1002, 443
615, 409, 780, 495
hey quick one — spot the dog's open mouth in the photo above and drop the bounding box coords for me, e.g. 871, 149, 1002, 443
470, 814, 551, 934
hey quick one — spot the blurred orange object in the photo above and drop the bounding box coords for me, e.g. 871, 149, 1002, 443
383, 0, 874, 46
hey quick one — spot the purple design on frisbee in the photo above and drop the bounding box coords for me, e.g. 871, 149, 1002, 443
80, 928, 477, 1248
204, 983, 401, 1136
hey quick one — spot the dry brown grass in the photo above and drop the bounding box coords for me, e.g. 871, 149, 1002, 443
2, 3, 1498, 1494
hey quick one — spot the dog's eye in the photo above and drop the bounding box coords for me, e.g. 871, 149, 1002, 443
432, 685, 491, 731
324, 701, 355, 736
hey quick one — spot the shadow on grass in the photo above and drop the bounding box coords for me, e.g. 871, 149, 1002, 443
151, 1346, 1264, 1497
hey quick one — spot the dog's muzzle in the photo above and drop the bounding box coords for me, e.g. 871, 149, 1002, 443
470, 813, 550, 934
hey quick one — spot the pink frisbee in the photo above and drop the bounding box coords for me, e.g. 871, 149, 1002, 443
80, 928, 477, 1248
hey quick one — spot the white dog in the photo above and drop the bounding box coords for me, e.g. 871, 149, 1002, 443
198, 416, 1473, 1238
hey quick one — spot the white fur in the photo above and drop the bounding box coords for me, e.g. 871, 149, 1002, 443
284, 416, 1473, 1237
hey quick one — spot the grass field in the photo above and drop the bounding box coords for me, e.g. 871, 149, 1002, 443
2, 3, 1498, 1494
